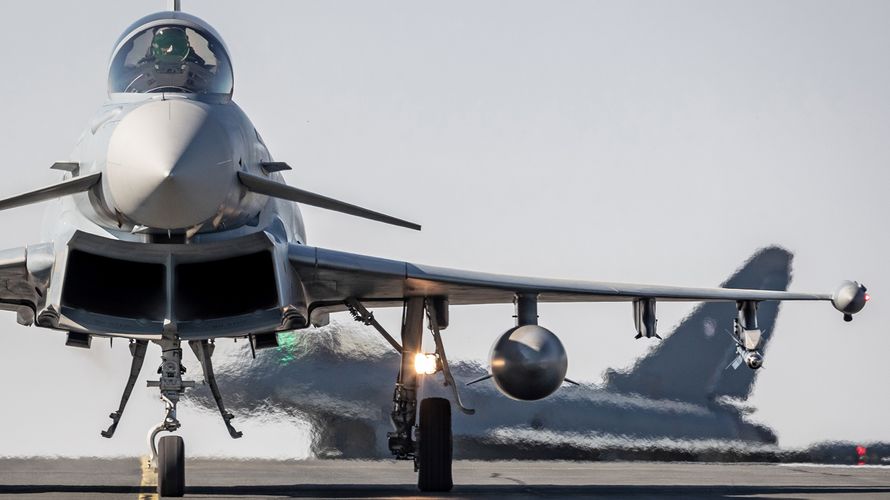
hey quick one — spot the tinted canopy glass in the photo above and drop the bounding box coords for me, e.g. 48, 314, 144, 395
109, 24, 233, 95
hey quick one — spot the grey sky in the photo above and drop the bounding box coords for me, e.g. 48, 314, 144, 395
0, 0, 886, 457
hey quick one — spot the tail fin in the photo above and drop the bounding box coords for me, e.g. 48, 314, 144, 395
603, 247, 793, 404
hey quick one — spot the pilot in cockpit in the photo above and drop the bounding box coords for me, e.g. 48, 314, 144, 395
143, 27, 206, 68
108, 23, 233, 96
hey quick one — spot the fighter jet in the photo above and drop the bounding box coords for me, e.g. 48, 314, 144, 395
0, 2, 869, 497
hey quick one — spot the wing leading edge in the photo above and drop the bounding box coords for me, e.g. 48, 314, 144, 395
289, 244, 834, 318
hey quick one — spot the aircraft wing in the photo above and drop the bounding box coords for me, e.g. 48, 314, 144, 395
289, 244, 838, 318
0, 245, 53, 326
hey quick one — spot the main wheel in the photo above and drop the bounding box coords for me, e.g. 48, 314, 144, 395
157, 435, 185, 497
417, 397, 453, 492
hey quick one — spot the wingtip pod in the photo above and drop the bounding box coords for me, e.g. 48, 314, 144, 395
832, 280, 868, 321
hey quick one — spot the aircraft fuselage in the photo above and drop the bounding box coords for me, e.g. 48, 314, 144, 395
35, 94, 310, 340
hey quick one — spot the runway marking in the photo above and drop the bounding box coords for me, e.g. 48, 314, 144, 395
779, 463, 890, 469
138, 456, 158, 500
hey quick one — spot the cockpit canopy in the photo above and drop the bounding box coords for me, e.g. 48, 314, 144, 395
108, 13, 233, 96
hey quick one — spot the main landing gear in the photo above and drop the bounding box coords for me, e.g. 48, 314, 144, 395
418, 397, 453, 491
349, 296, 472, 492
101, 336, 241, 497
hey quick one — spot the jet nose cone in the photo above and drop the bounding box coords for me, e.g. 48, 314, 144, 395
105, 100, 236, 229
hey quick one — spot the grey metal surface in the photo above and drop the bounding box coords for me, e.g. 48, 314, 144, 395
605, 246, 791, 403
239, 171, 421, 231
0, 243, 54, 326
489, 325, 568, 401
0, 172, 100, 212
191, 247, 791, 459
104, 100, 236, 229
289, 243, 833, 314
832, 280, 869, 315
52, 230, 290, 339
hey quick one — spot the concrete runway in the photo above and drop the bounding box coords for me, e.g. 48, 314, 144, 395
0, 459, 888, 499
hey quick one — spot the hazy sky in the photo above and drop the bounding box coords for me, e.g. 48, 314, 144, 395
0, 0, 887, 457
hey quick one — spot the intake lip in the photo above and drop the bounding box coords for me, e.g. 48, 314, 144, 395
104, 99, 236, 230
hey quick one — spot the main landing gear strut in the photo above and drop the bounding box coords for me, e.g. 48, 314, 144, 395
349, 296, 470, 492
101, 336, 241, 498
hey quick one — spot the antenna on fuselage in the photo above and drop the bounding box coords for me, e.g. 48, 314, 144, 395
167, 0, 181, 11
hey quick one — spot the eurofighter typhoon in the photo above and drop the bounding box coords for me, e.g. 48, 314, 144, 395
0, 1, 869, 496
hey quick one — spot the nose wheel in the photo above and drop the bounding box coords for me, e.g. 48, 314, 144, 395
157, 435, 185, 497
146, 339, 192, 497
126, 336, 241, 497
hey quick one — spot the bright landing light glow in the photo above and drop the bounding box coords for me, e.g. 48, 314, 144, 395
414, 353, 438, 375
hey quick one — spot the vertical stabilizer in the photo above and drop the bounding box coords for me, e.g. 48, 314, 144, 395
603, 247, 793, 404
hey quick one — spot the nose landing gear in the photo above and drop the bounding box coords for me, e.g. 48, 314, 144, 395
146, 339, 193, 498
99, 334, 241, 498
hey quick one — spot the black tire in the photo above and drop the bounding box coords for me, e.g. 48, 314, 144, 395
417, 397, 453, 492
157, 435, 185, 497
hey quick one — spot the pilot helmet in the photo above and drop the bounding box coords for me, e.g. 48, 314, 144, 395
151, 27, 191, 63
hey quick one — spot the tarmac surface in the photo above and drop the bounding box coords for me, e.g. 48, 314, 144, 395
0, 459, 888, 499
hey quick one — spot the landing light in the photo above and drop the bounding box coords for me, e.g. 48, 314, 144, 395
865, 293, 871, 302
414, 353, 439, 375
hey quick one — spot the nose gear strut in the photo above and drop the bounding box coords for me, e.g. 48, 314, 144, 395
96, 333, 242, 497
100, 333, 243, 476
146, 339, 194, 469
